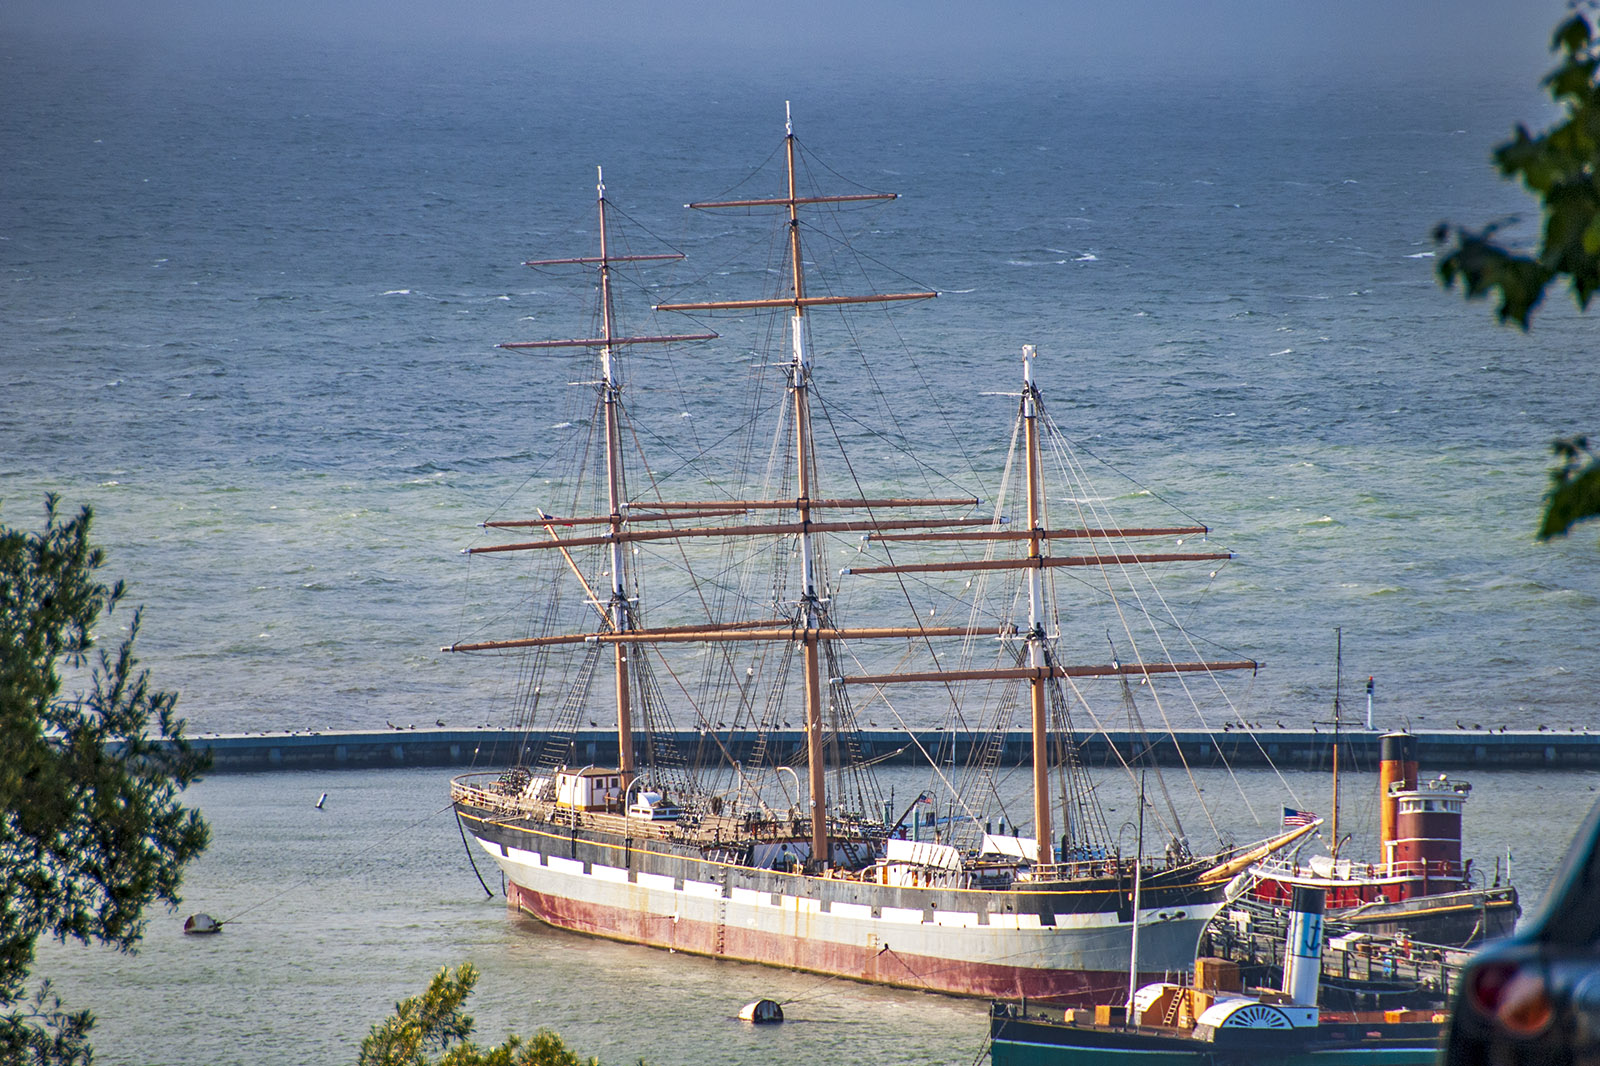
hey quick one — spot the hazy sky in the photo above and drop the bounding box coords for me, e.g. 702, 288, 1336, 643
1, 0, 1579, 84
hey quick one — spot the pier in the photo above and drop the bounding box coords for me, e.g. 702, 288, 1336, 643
1201, 913, 1470, 1011
178, 727, 1600, 773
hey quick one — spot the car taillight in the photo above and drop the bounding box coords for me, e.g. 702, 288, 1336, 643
1469, 961, 1555, 1037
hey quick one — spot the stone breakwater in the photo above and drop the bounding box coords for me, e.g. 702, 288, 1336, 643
168, 728, 1600, 773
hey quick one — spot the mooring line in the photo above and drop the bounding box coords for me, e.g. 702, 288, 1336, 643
457, 807, 495, 898
215, 801, 460, 926
779, 945, 890, 1006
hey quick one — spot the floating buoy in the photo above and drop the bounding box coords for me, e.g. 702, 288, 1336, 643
738, 999, 784, 1024
316, 792, 327, 810
183, 913, 223, 935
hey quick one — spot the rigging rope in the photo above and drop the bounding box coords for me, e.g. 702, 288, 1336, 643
216, 801, 465, 926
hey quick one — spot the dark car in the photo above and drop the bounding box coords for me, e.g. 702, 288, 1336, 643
1443, 795, 1600, 1066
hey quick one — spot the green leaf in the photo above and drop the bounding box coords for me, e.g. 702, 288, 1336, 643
1583, 213, 1600, 256
1441, 10, 1600, 330
1555, 14, 1593, 56
1539, 439, 1600, 540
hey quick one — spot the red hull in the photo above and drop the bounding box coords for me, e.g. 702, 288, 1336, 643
506, 881, 1146, 1005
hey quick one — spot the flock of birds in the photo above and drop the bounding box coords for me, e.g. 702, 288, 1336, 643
197, 721, 1594, 737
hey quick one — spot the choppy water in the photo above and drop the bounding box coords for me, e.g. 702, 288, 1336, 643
7, 8, 1600, 1064
5, 21, 1599, 739
3, 22, 1600, 729
27, 765, 1598, 1066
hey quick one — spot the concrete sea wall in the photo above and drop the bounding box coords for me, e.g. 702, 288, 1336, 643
181, 727, 1600, 774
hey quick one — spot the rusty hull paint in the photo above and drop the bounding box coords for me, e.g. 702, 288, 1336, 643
507, 880, 1155, 1003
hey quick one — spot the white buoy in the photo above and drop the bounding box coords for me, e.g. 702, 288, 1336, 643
316, 792, 327, 810
738, 999, 784, 1024
183, 913, 223, 935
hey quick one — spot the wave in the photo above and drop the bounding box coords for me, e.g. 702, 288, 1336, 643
1405, 251, 1435, 259
381, 289, 412, 296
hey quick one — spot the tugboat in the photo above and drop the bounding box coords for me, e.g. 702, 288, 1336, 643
1246, 732, 1519, 947
990, 886, 1446, 1065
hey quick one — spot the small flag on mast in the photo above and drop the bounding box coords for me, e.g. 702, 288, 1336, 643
1282, 807, 1316, 828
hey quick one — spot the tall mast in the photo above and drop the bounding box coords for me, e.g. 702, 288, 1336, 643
595, 168, 636, 787
832, 351, 1264, 871
1330, 627, 1343, 861
1126, 773, 1146, 1016
1022, 346, 1054, 868
776, 107, 830, 864
657, 105, 936, 868
449, 170, 716, 788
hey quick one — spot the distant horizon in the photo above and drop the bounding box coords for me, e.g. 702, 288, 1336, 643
1, 0, 1579, 87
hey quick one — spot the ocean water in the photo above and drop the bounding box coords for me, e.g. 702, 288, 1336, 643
5, 27, 1597, 739
6, 9, 1600, 1064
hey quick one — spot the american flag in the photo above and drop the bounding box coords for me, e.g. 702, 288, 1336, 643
1282, 807, 1316, 827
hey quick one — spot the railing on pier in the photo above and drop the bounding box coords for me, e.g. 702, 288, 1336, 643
1201, 920, 1466, 1008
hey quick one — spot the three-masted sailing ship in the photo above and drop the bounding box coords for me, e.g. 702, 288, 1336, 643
448, 114, 1314, 1003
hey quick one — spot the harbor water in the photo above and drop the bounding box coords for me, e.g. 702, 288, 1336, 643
27, 764, 1597, 1065
7, 1, 1600, 1062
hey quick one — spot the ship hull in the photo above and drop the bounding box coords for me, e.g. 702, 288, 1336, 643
989, 1007, 1442, 1066
459, 803, 1228, 1005
1334, 887, 1519, 945
1251, 875, 1519, 947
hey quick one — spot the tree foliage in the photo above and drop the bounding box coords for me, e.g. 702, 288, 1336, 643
1436, 9, 1600, 327
1434, 6, 1600, 540
0, 495, 210, 1063
1540, 436, 1600, 538
359, 964, 602, 1066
